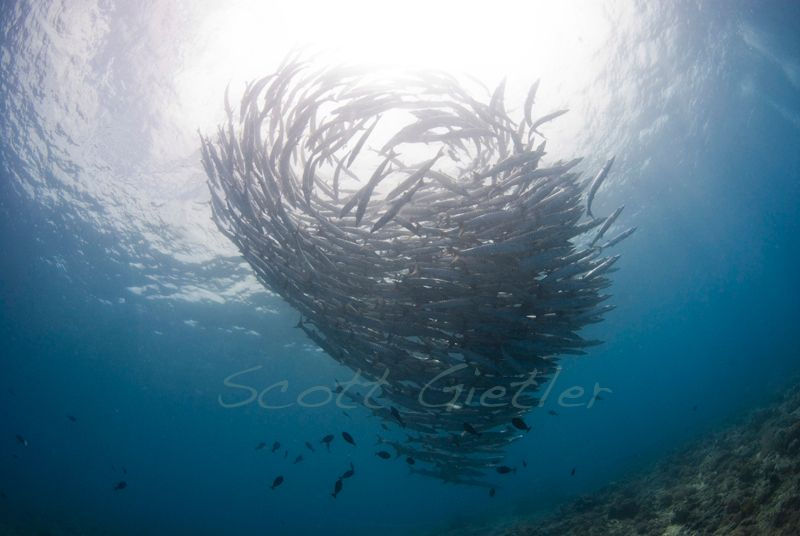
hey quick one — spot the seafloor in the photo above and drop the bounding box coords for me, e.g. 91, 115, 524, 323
442, 381, 800, 536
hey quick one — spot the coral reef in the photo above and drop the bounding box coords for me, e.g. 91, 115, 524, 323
448, 382, 800, 535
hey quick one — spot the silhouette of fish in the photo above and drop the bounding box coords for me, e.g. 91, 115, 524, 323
331, 478, 343, 498
270, 476, 284, 490
340, 462, 355, 479
390, 406, 405, 427
511, 417, 530, 432
463, 423, 481, 436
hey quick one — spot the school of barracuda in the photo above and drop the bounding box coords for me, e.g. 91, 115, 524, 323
199, 54, 635, 487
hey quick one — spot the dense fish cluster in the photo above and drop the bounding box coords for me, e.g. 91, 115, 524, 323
200, 55, 634, 486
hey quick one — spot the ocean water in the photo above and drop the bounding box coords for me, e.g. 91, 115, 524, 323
1, 1, 799, 535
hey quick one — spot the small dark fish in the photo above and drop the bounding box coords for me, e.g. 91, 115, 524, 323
15, 434, 27, 447
495, 466, 516, 475
293, 455, 303, 464
522, 460, 527, 468
342, 432, 356, 446
255, 442, 266, 450
341, 462, 355, 479
511, 417, 531, 432
271, 441, 280, 453
67, 415, 77, 423
321, 434, 334, 451
595, 395, 604, 401
390, 406, 405, 427
548, 410, 559, 416
270, 476, 284, 490
570, 467, 576, 476
406, 457, 415, 465
113, 481, 127, 491
463, 423, 481, 436
489, 488, 496, 497
380, 424, 389, 431
376, 451, 391, 459
342, 410, 351, 419
331, 478, 343, 498
305, 441, 315, 452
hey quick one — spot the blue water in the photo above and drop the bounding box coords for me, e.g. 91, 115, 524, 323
1, 1, 799, 534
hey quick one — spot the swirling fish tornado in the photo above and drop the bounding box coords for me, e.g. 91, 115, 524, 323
199, 56, 635, 485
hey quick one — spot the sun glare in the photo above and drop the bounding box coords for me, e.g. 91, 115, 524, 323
176, 0, 616, 152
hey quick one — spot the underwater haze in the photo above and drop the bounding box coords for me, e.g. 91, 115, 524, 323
1, 1, 800, 535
